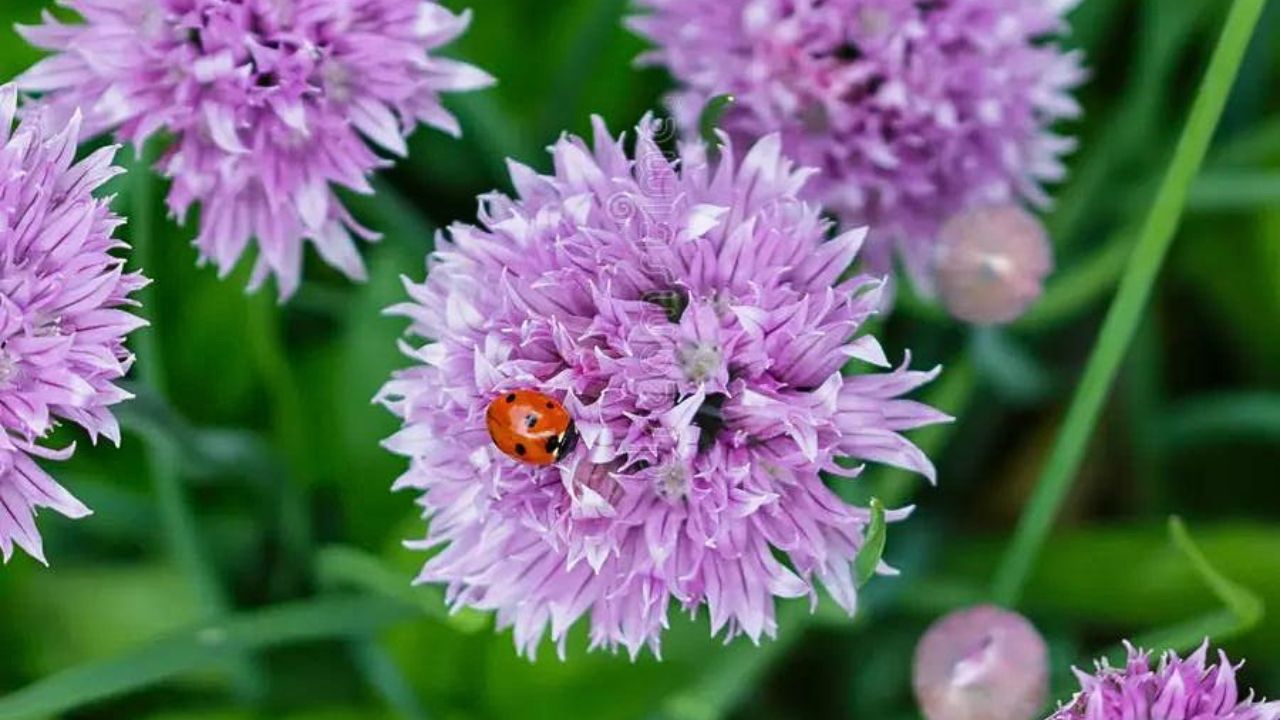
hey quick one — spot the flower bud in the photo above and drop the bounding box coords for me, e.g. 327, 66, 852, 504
913, 605, 1049, 720
934, 206, 1053, 325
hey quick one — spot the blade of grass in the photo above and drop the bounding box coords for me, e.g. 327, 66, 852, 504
245, 293, 314, 596
1115, 518, 1262, 659
1016, 227, 1134, 331
1155, 392, 1280, 450
0, 596, 418, 720
991, 0, 1268, 607
1210, 115, 1280, 165
316, 546, 450, 621
657, 602, 809, 720
316, 547, 442, 719
1049, 0, 1210, 247
126, 146, 264, 699
350, 641, 431, 720
1188, 171, 1280, 209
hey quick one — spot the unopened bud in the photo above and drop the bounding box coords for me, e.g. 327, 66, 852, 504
913, 605, 1049, 720
934, 206, 1053, 325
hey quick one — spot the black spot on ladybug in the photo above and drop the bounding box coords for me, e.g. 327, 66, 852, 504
545, 436, 559, 453
506, 393, 516, 403
525, 414, 539, 430
545, 401, 555, 409
514, 443, 527, 456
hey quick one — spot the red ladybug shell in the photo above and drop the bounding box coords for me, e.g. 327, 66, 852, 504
485, 390, 578, 465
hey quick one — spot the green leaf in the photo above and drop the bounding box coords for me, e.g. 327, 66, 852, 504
1188, 171, 1280, 210
698, 94, 736, 148
0, 597, 417, 720
658, 603, 809, 720
969, 328, 1052, 404
123, 144, 265, 700
1015, 232, 1133, 331
1156, 392, 1280, 450
855, 499, 888, 588
1166, 517, 1264, 628
316, 546, 484, 632
1116, 518, 1263, 658
349, 641, 430, 720
992, 0, 1270, 607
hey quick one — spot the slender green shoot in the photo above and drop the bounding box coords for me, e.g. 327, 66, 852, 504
1117, 518, 1263, 658
127, 146, 263, 698
992, 0, 1269, 607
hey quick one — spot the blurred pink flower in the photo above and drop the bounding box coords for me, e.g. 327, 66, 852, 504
0, 84, 148, 565
913, 605, 1049, 720
379, 115, 950, 658
18, 0, 494, 299
934, 205, 1053, 325
630, 0, 1084, 291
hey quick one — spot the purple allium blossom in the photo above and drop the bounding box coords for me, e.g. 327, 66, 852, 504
629, 0, 1085, 290
1051, 642, 1280, 720
18, 0, 494, 299
378, 115, 950, 658
0, 84, 148, 565
913, 605, 1049, 720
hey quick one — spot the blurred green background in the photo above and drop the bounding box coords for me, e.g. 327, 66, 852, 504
0, 0, 1278, 718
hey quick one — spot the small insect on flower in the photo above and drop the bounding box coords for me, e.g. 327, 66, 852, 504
379, 114, 951, 658
485, 390, 578, 466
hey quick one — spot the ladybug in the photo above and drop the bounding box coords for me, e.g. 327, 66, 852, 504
485, 389, 578, 465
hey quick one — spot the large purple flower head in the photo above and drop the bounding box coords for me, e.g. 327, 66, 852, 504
1051, 642, 1280, 720
18, 0, 494, 299
629, 0, 1085, 290
378, 115, 950, 658
0, 84, 148, 565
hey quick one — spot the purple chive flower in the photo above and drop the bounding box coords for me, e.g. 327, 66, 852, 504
0, 84, 148, 565
629, 0, 1085, 290
17, 0, 494, 299
913, 605, 1049, 720
378, 115, 950, 658
1051, 642, 1280, 720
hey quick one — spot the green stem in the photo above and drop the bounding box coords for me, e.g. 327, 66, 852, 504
350, 641, 431, 720
1015, 228, 1135, 332
991, 0, 1268, 607
658, 603, 809, 720
1155, 392, 1280, 450
245, 294, 314, 592
1098, 518, 1263, 664
1188, 171, 1280, 209
128, 146, 263, 699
